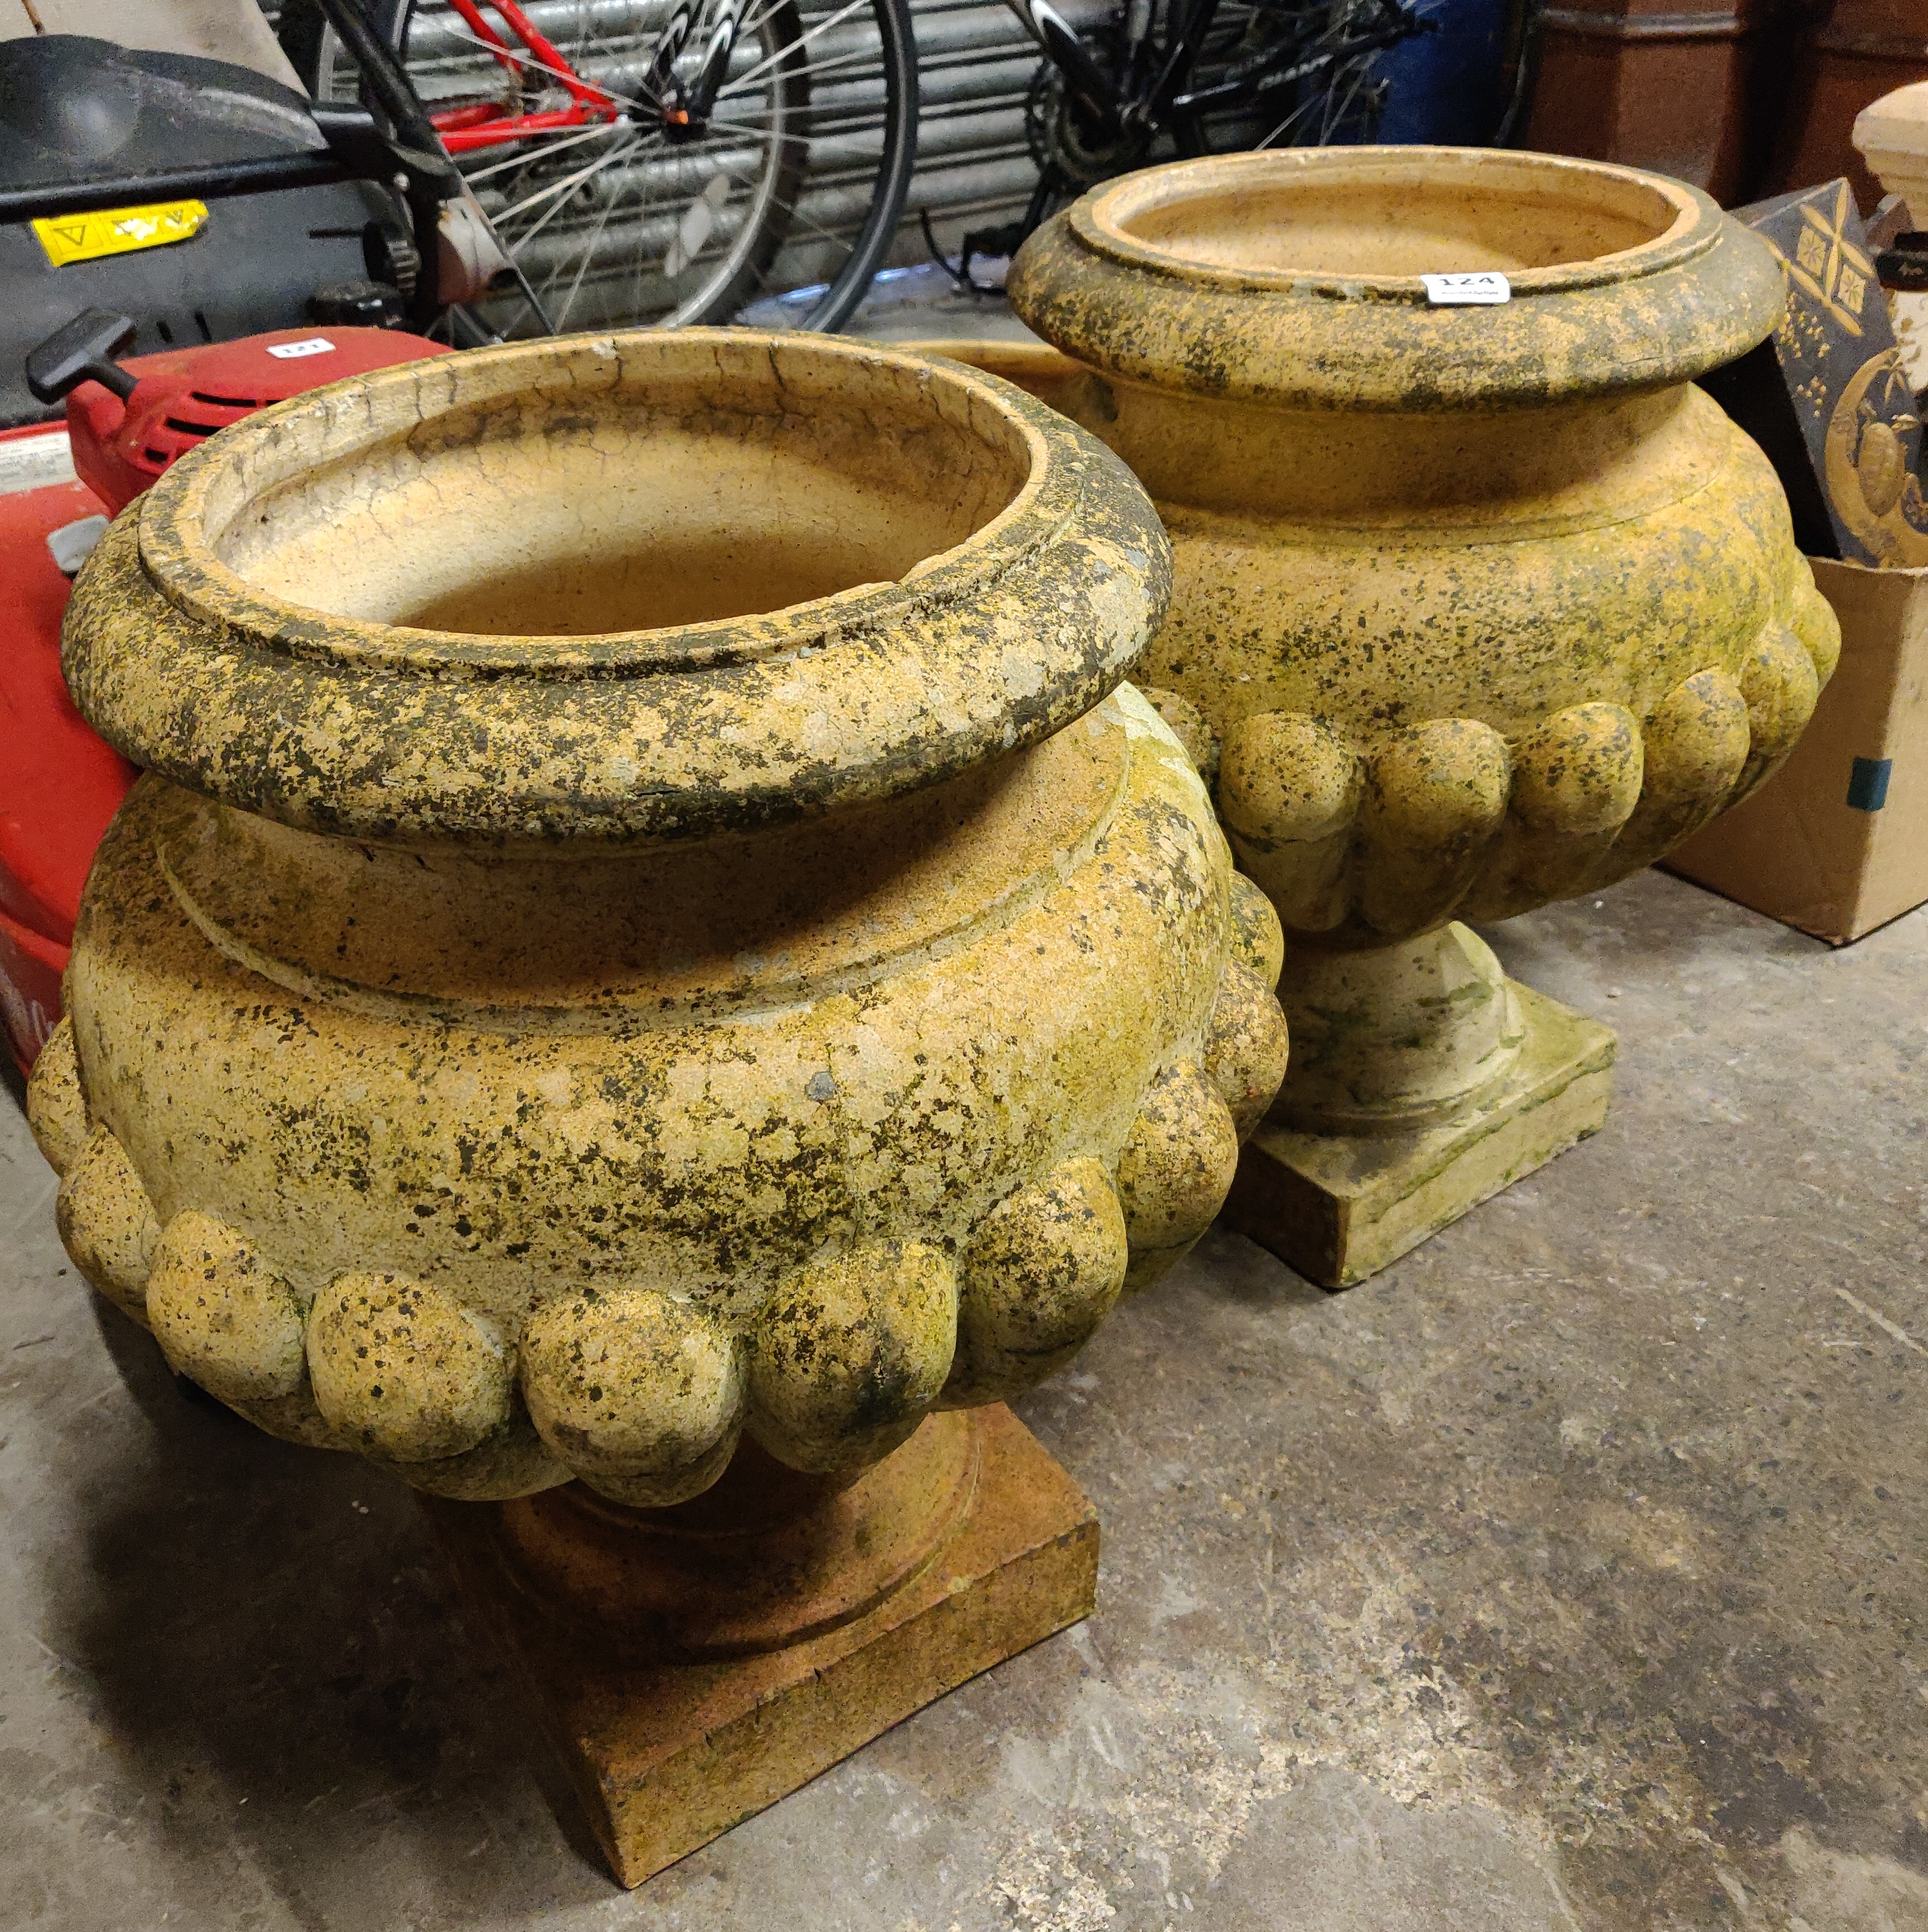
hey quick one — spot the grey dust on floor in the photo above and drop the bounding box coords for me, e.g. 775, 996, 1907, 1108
750, 259, 1044, 346
0, 867, 1922, 1931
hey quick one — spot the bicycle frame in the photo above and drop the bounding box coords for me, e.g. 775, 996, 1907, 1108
1169, 8, 1425, 118
939, 0, 1422, 290
423, 0, 620, 152
414, 0, 752, 153
997, 0, 1423, 139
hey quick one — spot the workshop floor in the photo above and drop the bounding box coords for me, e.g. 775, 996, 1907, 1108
3, 864, 1924, 1932
2, 250, 1923, 1932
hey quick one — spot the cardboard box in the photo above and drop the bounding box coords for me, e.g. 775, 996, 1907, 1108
1666, 555, 1928, 943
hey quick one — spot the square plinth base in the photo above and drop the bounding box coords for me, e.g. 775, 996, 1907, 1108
1224, 983, 1617, 1290
431, 1405, 1098, 1889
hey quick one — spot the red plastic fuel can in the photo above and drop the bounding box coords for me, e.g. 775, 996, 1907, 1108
0, 325, 446, 1070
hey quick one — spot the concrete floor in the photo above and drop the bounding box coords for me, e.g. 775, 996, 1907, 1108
2, 250, 1924, 1932
2, 866, 1924, 1931
744, 259, 1045, 343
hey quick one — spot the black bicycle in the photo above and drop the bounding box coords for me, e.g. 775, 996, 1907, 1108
933, 0, 1428, 288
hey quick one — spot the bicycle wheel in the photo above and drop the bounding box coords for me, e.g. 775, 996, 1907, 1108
284, 0, 918, 334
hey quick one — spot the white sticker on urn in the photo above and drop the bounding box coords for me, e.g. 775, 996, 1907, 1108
1422, 272, 1512, 305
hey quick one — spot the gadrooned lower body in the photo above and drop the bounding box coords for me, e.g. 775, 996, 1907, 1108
899, 326, 1833, 1289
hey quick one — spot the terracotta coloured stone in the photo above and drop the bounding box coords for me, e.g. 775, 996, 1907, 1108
28, 329, 1288, 1881
986, 148, 1838, 1284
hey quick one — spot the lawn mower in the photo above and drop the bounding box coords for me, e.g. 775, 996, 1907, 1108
0, 16, 498, 1071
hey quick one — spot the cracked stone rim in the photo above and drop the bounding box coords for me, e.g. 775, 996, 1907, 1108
62, 329, 1173, 849
136, 331, 1073, 678
1073, 148, 1714, 299
1009, 148, 1787, 410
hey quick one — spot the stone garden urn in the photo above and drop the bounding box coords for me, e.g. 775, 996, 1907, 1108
974, 147, 1840, 1286
25, 331, 1288, 1884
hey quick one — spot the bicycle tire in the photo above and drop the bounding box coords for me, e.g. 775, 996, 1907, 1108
1006, 0, 1402, 266
282, 0, 918, 334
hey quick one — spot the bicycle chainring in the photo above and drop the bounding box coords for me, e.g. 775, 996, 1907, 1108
1025, 40, 1149, 190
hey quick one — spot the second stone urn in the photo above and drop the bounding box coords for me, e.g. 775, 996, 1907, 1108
995, 147, 1840, 1285
27, 332, 1287, 1883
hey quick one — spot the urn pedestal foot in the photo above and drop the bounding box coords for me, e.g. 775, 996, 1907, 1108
1223, 981, 1615, 1289
429, 1405, 1097, 1888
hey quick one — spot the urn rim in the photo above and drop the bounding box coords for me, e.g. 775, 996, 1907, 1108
134, 331, 1063, 680
1072, 147, 1709, 300
63, 329, 1172, 849
1008, 147, 1787, 410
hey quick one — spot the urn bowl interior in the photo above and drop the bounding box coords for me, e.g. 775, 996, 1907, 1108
1094, 149, 1695, 283
196, 334, 1037, 640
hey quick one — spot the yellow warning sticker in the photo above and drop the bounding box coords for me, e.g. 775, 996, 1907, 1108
32, 199, 210, 268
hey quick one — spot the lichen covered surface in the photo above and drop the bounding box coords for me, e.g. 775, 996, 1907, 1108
1002, 156, 1839, 953
42, 684, 1284, 1495
1140, 388, 1839, 939
62, 331, 1172, 849
0, 872, 1920, 1929
36, 328, 1289, 1498
1007, 149, 1785, 411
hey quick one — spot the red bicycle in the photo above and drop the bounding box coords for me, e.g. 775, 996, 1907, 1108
282, 0, 919, 333
416, 1, 623, 153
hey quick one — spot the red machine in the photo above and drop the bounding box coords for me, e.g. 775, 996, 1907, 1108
0, 315, 446, 1071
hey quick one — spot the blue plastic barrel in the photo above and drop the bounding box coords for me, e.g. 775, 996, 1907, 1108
1367, 0, 1512, 147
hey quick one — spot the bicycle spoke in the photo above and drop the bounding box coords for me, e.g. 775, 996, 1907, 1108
758, 182, 867, 255
715, 40, 881, 100
699, 116, 791, 142
1321, 63, 1367, 141
463, 120, 627, 182
553, 165, 626, 327
724, 0, 871, 94
1256, 93, 1317, 146
494, 134, 646, 225
732, 0, 792, 47
501, 137, 659, 261
507, 129, 777, 315
1324, 59, 1373, 140
441, 19, 664, 114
